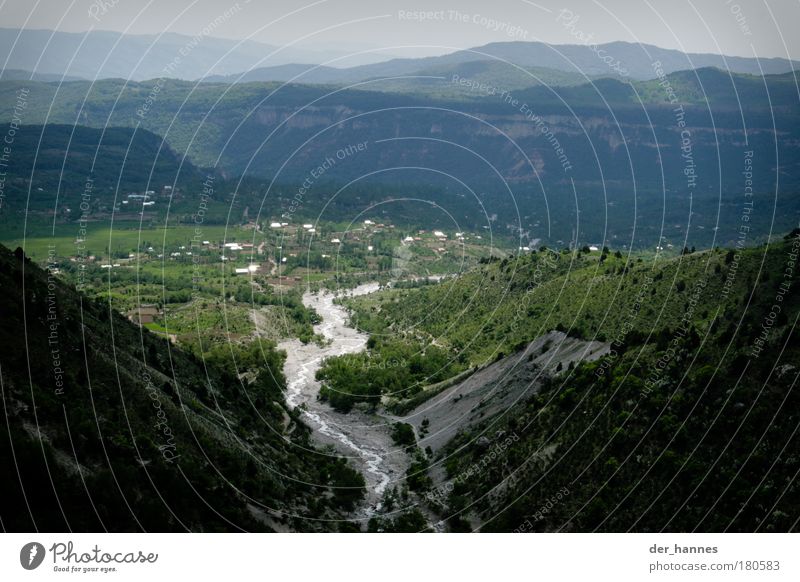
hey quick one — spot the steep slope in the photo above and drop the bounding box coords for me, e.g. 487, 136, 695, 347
402, 331, 609, 453
343, 234, 800, 531
0, 244, 364, 531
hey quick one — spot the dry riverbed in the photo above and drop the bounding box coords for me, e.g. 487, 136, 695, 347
278, 283, 410, 519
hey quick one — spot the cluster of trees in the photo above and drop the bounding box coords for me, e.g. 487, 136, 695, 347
316, 339, 462, 412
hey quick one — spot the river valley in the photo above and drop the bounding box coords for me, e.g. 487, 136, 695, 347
278, 283, 409, 518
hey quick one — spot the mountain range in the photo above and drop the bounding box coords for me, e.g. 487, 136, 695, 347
2, 28, 797, 83
2, 65, 797, 248
0, 28, 396, 81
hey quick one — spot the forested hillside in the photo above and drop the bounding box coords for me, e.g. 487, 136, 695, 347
333, 233, 800, 531
0, 244, 364, 531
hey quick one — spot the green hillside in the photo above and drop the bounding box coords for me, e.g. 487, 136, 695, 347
328, 233, 800, 531
0, 244, 364, 531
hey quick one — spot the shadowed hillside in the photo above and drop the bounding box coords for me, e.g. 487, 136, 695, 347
0, 244, 364, 531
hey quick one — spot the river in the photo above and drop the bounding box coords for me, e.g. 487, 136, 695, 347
278, 283, 408, 517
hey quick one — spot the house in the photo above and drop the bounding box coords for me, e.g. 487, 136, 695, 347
127, 305, 160, 326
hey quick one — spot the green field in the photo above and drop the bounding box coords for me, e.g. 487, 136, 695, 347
1, 222, 246, 261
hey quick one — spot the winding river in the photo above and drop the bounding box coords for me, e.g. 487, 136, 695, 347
278, 283, 407, 516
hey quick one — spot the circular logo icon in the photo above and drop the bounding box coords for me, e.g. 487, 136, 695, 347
20, 542, 46, 570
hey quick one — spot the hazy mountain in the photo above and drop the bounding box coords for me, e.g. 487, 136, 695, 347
204, 40, 799, 84
4, 29, 796, 84
0, 68, 85, 81
0, 28, 393, 81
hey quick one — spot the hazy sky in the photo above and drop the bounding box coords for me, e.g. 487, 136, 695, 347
2, 0, 798, 60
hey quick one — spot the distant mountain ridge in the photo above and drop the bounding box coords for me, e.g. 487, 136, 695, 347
202, 40, 799, 84
0, 27, 392, 81
2, 28, 797, 83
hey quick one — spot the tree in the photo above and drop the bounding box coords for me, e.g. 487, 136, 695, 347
391, 422, 416, 447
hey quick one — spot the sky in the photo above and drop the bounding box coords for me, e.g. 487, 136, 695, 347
1, 0, 798, 61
